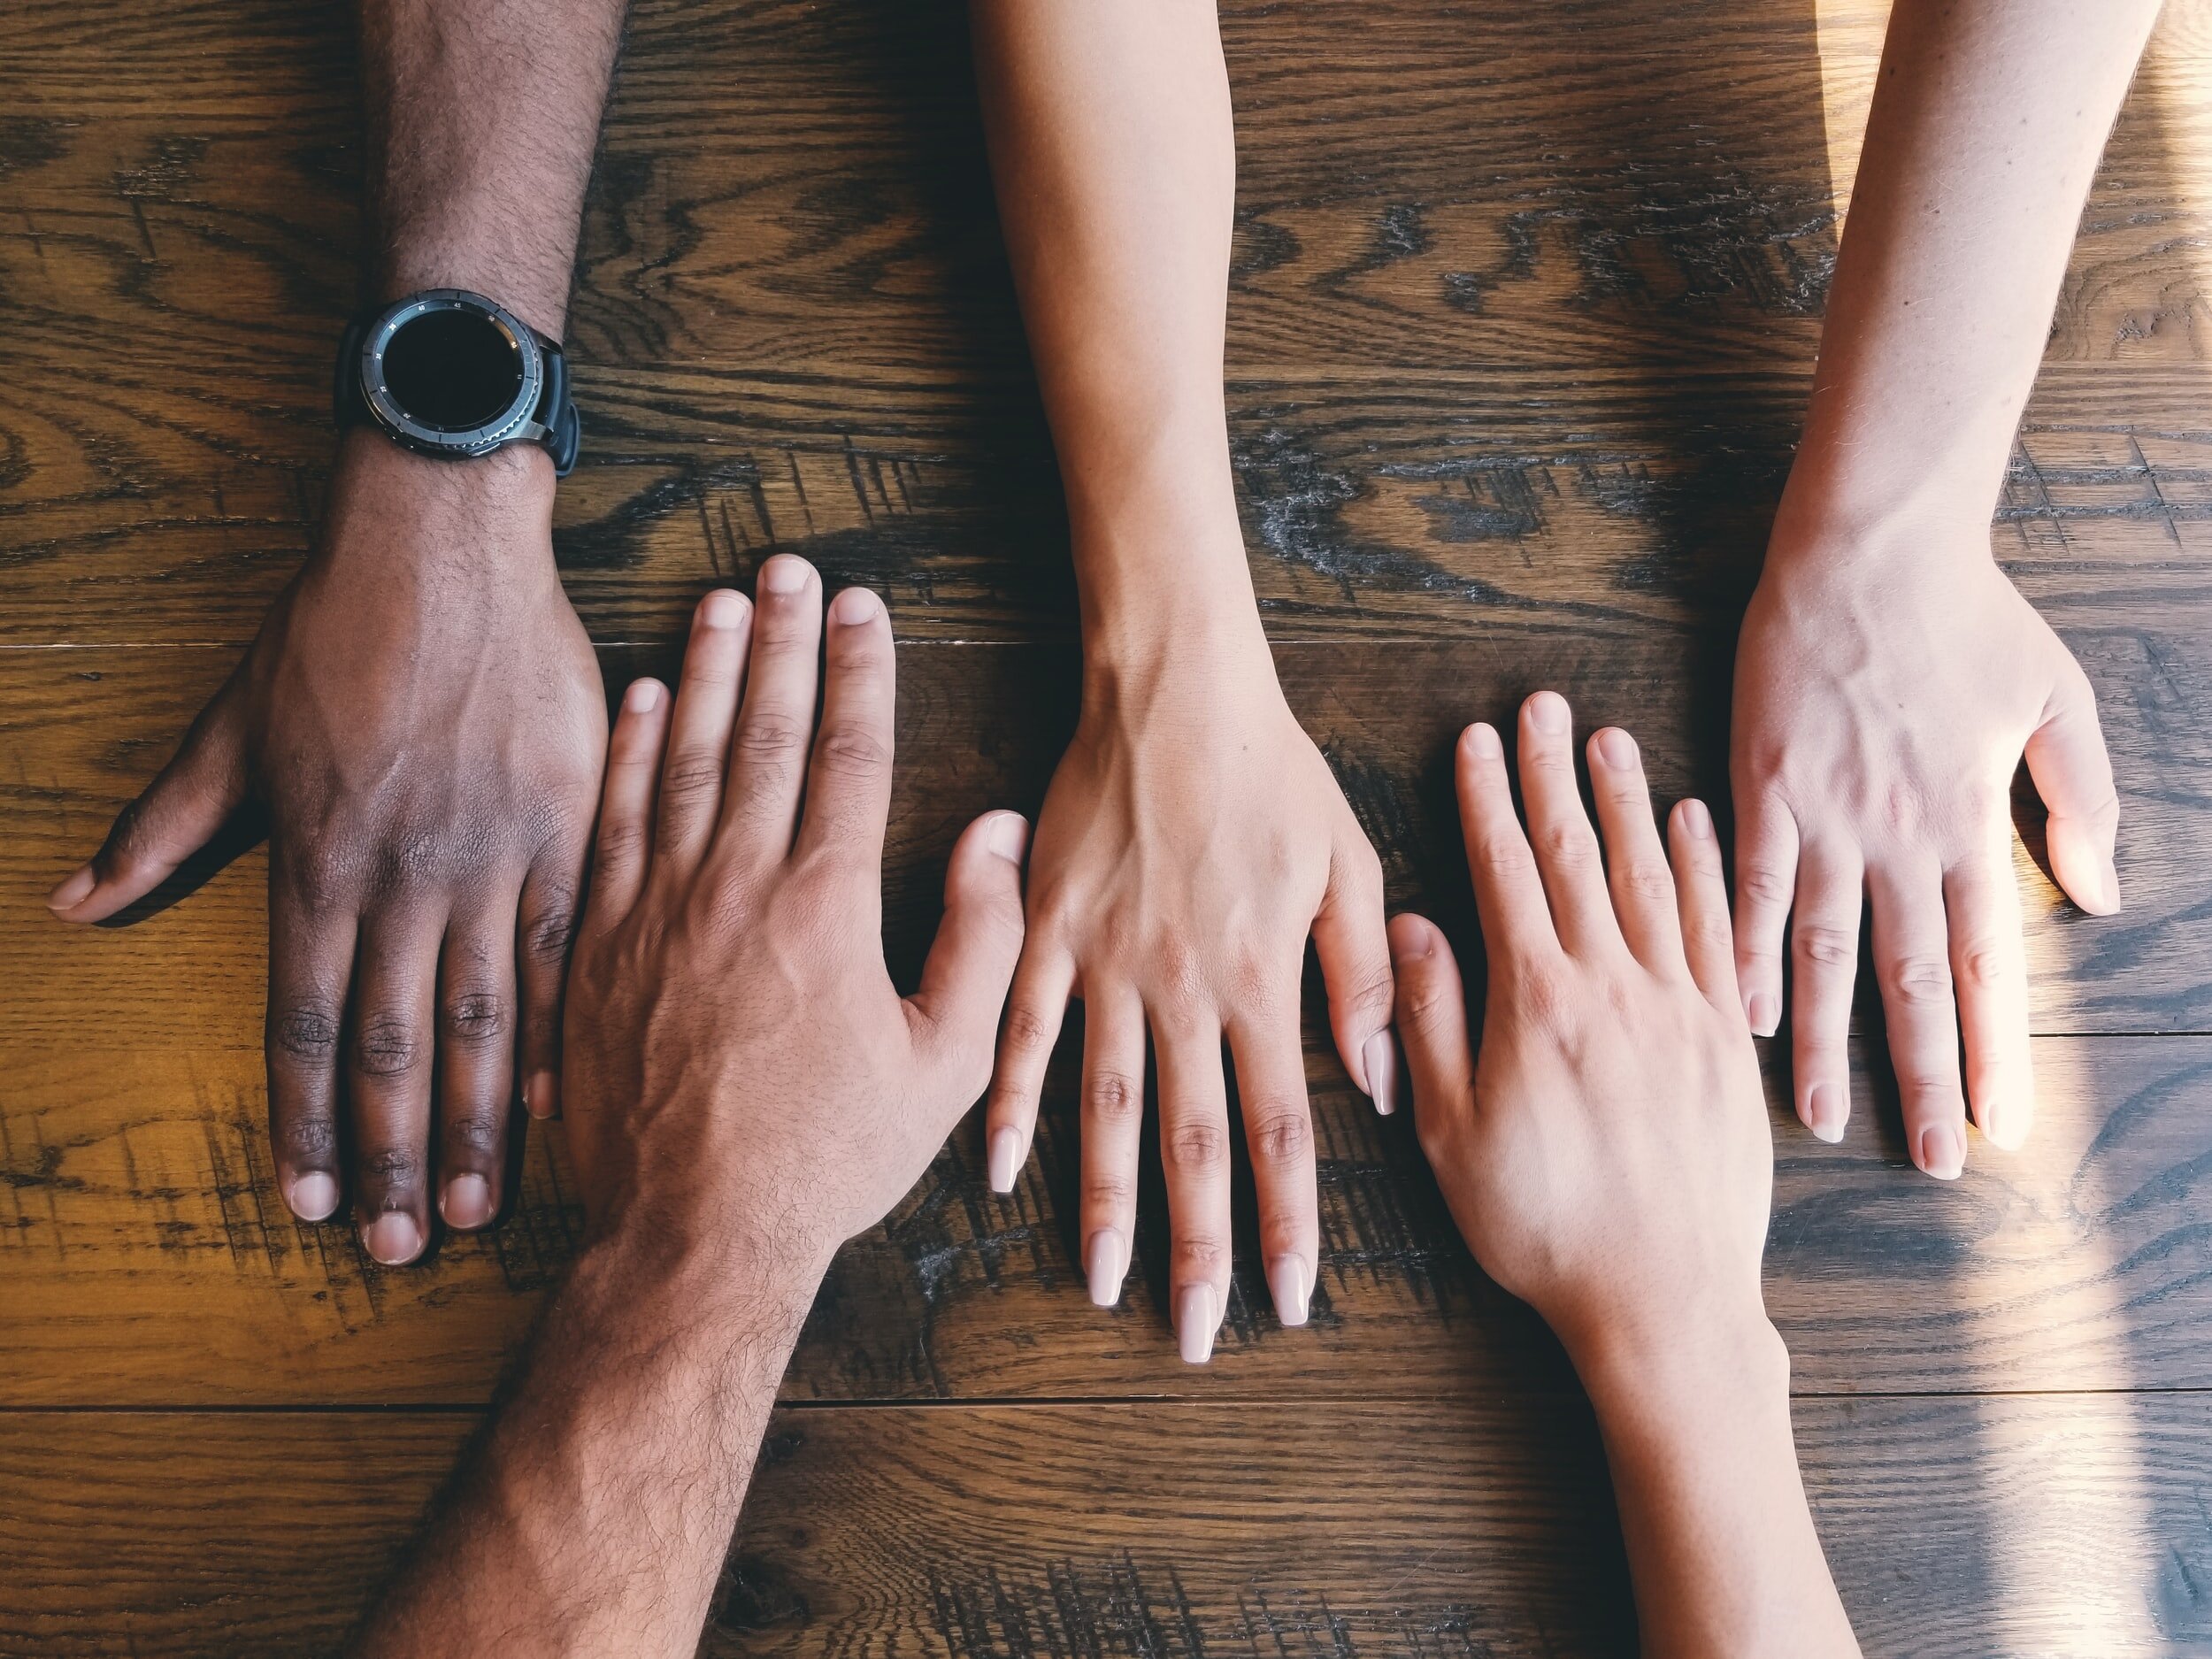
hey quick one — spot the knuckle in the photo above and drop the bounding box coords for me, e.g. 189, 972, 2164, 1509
736, 717, 809, 773
524, 887, 581, 966
1886, 953, 1954, 1007
594, 818, 649, 868
657, 748, 725, 805
446, 1112, 504, 1155
1793, 924, 1857, 970
1085, 1070, 1144, 1128
1956, 939, 2010, 991
353, 1014, 424, 1078
1619, 861, 1675, 905
1476, 838, 1535, 880
1082, 1173, 1134, 1211
811, 725, 892, 780
360, 1146, 423, 1191
1514, 965, 1578, 1038
442, 989, 510, 1045
1245, 1105, 1311, 1168
1399, 976, 1464, 1041
1172, 1239, 1230, 1280
1536, 821, 1596, 866
1002, 1003, 1059, 1061
1335, 962, 1397, 1021
1164, 1119, 1229, 1174
1739, 864, 1793, 910
270, 1003, 341, 1064
274, 1112, 337, 1164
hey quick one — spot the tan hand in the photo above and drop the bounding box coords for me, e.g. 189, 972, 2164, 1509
983, 636, 1392, 1362
560, 557, 1027, 1268
1731, 540, 2119, 1174
1392, 692, 1769, 1359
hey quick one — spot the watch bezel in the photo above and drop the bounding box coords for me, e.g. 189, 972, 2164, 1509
358, 288, 546, 457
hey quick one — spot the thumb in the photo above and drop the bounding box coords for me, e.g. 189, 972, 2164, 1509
50, 672, 250, 924
2024, 652, 2120, 916
906, 810, 1030, 1094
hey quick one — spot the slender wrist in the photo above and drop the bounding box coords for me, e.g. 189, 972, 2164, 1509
1568, 1302, 1791, 1449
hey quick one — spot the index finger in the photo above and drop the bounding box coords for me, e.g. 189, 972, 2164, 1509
1455, 722, 1558, 965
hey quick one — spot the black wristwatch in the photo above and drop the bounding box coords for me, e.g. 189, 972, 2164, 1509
334, 288, 580, 475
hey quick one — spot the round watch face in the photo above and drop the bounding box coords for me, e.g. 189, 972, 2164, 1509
360, 290, 545, 456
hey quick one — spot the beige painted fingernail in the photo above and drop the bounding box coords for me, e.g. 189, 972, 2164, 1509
47, 865, 95, 911
1363, 1032, 1398, 1116
363, 1212, 423, 1266
987, 1126, 1023, 1194
1086, 1229, 1126, 1308
288, 1171, 339, 1223
442, 1174, 495, 1230
1268, 1255, 1310, 1327
1746, 992, 1778, 1037
1176, 1284, 1217, 1364
1918, 1123, 1965, 1181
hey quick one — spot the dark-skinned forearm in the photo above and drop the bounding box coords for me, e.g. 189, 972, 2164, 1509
360, 0, 626, 340
348, 1229, 822, 1658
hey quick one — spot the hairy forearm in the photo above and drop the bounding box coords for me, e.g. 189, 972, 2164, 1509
971, 0, 1259, 657
1786, 0, 2161, 544
1574, 1317, 1857, 1659
349, 1231, 821, 1657
361, 0, 627, 338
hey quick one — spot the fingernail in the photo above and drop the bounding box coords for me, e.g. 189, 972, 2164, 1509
1527, 690, 1570, 733
830, 586, 881, 626
363, 1212, 423, 1266
1918, 1123, 1965, 1181
1678, 798, 1714, 839
1268, 1255, 1310, 1327
1085, 1229, 1126, 1308
700, 588, 746, 628
623, 678, 662, 713
524, 1071, 558, 1120
1463, 722, 1502, 759
1803, 1082, 1847, 1143
1176, 1284, 1217, 1365
987, 1126, 1023, 1194
287, 1171, 339, 1223
1363, 1031, 1399, 1116
1746, 991, 1778, 1037
1389, 918, 1434, 964
442, 1174, 495, 1230
47, 865, 96, 911
759, 556, 809, 594
1596, 727, 1637, 769
2093, 862, 2123, 916
986, 811, 1029, 863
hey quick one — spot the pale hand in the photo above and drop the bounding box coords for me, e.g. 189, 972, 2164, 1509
1731, 536, 2119, 1175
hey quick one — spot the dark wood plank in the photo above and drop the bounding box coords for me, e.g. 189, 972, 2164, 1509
5, 1394, 2207, 1655
4, 1, 2209, 643
3, 646, 2208, 1403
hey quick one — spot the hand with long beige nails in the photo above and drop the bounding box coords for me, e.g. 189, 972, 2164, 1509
349, 559, 1030, 1657
1391, 692, 1858, 1658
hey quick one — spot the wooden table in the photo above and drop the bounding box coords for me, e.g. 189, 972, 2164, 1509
5, 0, 2211, 1652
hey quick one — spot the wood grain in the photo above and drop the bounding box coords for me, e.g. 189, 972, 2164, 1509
5, 1394, 2208, 1656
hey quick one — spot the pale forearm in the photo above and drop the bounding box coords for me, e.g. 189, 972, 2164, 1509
1787, 0, 2161, 541
1577, 1318, 1857, 1659
971, 0, 1258, 654
361, 0, 628, 338
349, 1233, 819, 1658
